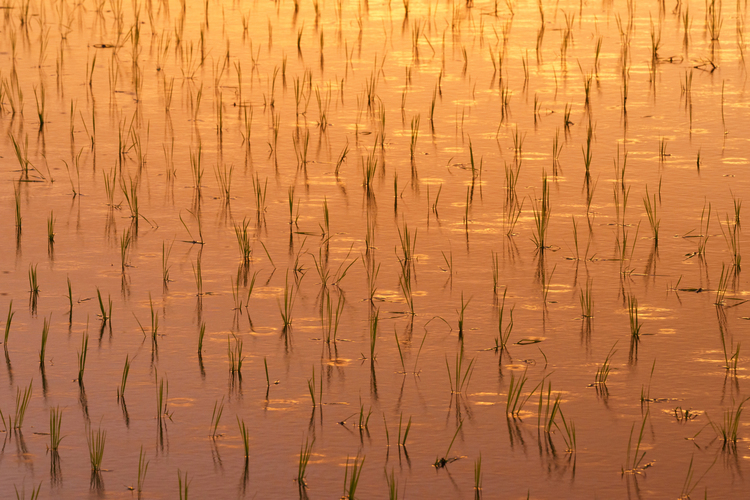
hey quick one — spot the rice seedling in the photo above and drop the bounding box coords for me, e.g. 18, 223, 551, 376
228, 333, 244, 374
595, 343, 617, 386
506, 369, 540, 417
77, 330, 88, 384
234, 217, 252, 264
33, 84, 45, 128
474, 453, 482, 491
556, 408, 577, 453
322, 290, 345, 343
137, 445, 149, 493
179, 210, 204, 245
343, 453, 365, 499
237, 417, 250, 459
715, 263, 729, 305
622, 409, 650, 473
434, 419, 463, 468
120, 175, 140, 221
49, 406, 64, 451
387, 469, 398, 500
117, 354, 130, 400
39, 315, 50, 367
192, 257, 203, 295
410, 114, 420, 159
120, 227, 132, 271
28, 264, 39, 294
156, 374, 171, 420
627, 295, 642, 339
87, 426, 106, 471
680, 454, 716, 499
96, 288, 112, 324
537, 379, 560, 433
446, 343, 475, 394
252, 174, 268, 218
719, 214, 741, 271
4, 300, 14, 348
707, 0, 723, 40
643, 186, 660, 245
362, 147, 378, 193
307, 365, 323, 407
190, 146, 204, 190
12, 482, 41, 500
531, 173, 550, 249
279, 271, 296, 328
177, 470, 190, 500
161, 240, 174, 285
397, 413, 412, 447
710, 397, 749, 446
214, 163, 233, 202
210, 397, 224, 437
297, 436, 314, 487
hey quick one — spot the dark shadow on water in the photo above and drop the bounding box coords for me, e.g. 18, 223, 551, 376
90, 470, 105, 495
5, 347, 13, 387
50, 450, 62, 487
79, 384, 90, 424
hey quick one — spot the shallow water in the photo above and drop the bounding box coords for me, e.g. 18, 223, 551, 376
2, 0, 750, 498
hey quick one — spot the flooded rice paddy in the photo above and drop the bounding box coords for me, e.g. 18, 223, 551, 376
2, 0, 750, 497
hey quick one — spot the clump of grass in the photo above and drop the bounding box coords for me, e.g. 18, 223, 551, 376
307, 365, 322, 407
49, 406, 64, 451
28, 264, 40, 294
531, 173, 550, 249
228, 333, 244, 374
156, 374, 172, 421
595, 343, 617, 386
446, 343, 475, 394
87, 426, 106, 471
297, 436, 314, 487
4, 300, 14, 348
343, 453, 365, 499
117, 354, 130, 400
13, 482, 41, 500
137, 445, 149, 493
506, 369, 540, 417
238, 417, 250, 459
77, 330, 88, 384
210, 397, 224, 437
96, 288, 112, 325
4, 380, 33, 430
39, 315, 50, 367
622, 409, 650, 474
715, 263, 729, 306
434, 419, 463, 467
234, 217, 252, 264
710, 397, 749, 446
177, 470, 190, 500
397, 413, 412, 447
627, 295, 642, 339
495, 289, 514, 352
643, 186, 660, 245
474, 453, 482, 492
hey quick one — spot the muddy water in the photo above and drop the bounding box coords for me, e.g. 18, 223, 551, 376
1, 0, 749, 498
